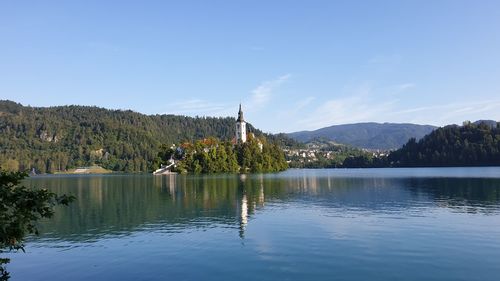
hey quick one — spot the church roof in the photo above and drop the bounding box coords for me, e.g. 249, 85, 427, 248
236, 103, 245, 122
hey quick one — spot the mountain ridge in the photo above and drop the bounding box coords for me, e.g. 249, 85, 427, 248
288, 122, 437, 150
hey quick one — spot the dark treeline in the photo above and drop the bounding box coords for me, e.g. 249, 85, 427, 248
387, 121, 500, 167
156, 136, 288, 173
342, 121, 500, 168
0, 100, 297, 173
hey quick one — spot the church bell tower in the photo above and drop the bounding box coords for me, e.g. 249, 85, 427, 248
236, 104, 247, 143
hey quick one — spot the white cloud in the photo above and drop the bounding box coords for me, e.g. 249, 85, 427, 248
394, 83, 416, 91
163, 74, 292, 120
299, 96, 398, 130
273, 96, 316, 132
297, 84, 398, 130
296, 96, 316, 109
388, 100, 500, 125
297, 96, 500, 131
247, 74, 291, 110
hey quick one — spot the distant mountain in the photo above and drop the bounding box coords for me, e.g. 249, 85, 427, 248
288, 122, 437, 150
473, 120, 498, 128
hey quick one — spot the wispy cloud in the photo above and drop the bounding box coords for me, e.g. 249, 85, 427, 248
163, 74, 292, 119
248, 74, 292, 108
378, 83, 416, 96
167, 99, 229, 116
297, 84, 398, 130
296, 96, 316, 109
394, 83, 416, 91
299, 97, 397, 130
247, 74, 291, 110
297, 94, 500, 131
274, 96, 316, 131
392, 100, 500, 125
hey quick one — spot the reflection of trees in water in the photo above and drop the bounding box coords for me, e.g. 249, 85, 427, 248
265, 175, 500, 213
406, 178, 500, 213
26, 174, 500, 242
29, 175, 271, 241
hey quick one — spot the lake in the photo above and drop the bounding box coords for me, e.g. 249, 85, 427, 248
5, 168, 500, 281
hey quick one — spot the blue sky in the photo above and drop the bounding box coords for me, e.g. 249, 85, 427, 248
1, 1, 500, 133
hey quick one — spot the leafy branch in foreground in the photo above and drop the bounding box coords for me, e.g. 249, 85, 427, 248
0, 169, 74, 280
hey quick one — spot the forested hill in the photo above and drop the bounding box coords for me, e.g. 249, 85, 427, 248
0, 100, 293, 173
288, 122, 436, 150
388, 121, 500, 167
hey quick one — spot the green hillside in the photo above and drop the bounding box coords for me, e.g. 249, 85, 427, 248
0, 100, 292, 173
388, 121, 500, 167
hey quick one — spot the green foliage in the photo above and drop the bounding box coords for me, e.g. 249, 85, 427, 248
160, 136, 288, 174
236, 137, 288, 173
0, 169, 74, 280
0, 100, 296, 173
265, 133, 305, 149
388, 122, 500, 167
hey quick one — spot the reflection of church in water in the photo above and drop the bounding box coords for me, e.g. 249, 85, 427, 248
153, 173, 265, 239
236, 174, 265, 239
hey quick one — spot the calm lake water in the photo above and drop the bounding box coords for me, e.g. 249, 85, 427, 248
5, 168, 500, 281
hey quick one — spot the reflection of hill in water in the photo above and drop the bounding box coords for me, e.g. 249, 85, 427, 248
277, 175, 500, 213
26, 173, 500, 242
28, 175, 267, 241
407, 178, 500, 213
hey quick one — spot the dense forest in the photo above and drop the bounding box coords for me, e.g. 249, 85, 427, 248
156, 136, 288, 173
341, 121, 500, 168
0, 100, 297, 173
387, 121, 500, 167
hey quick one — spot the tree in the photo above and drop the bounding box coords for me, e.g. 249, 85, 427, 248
0, 169, 74, 280
158, 137, 288, 174
387, 122, 500, 167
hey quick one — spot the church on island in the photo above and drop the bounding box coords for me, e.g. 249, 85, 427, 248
235, 104, 247, 143
153, 103, 277, 175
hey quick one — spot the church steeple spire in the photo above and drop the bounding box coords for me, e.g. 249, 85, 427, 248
237, 103, 244, 122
